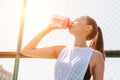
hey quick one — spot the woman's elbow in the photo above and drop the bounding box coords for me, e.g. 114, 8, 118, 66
20, 48, 36, 57
20, 48, 30, 56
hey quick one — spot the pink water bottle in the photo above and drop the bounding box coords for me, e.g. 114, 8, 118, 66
49, 14, 70, 29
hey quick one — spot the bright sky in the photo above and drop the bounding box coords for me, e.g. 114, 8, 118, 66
0, 0, 120, 51
0, 0, 120, 80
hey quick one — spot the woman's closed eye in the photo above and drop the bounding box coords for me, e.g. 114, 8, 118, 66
74, 21, 80, 24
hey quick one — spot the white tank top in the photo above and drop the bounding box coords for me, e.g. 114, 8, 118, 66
54, 46, 93, 80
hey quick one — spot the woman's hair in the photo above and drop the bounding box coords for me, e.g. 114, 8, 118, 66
84, 16, 105, 59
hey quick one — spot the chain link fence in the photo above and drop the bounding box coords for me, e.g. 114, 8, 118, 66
0, 0, 120, 80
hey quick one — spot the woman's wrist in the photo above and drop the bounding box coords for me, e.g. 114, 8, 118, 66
43, 26, 53, 33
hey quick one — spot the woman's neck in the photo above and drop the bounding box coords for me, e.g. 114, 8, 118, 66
74, 36, 87, 47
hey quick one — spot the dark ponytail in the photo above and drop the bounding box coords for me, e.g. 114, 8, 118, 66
89, 27, 105, 59
83, 16, 105, 59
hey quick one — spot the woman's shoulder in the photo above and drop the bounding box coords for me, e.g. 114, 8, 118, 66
92, 50, 104, 59
91, 50, 104, 65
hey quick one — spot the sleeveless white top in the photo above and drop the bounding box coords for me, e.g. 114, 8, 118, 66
54, 46, 93, 80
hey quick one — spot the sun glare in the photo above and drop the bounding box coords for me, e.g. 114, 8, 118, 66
24, 1, 52, 31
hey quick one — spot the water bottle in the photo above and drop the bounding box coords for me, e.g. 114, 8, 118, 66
49, 14, 70, 29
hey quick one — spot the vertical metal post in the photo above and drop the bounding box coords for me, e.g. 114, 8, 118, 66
13, 0, 27, 80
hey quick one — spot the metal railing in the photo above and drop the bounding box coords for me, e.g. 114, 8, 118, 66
0, 50, 120, 58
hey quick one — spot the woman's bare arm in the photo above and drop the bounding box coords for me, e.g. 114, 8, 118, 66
93, 51, 105, 80
21, 25, 65, 59
21, 46, 65, 58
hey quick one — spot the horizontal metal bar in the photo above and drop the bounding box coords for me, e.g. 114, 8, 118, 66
105, 50, 120, 57
0, 50, 120, 58
0, 52, 30, 58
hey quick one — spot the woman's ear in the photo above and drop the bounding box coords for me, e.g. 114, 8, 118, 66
84, 25, 92, 31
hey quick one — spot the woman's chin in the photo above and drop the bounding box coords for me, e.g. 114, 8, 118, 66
68, 30, 73, 35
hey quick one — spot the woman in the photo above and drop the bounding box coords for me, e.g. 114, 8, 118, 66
21, 16, 105, 80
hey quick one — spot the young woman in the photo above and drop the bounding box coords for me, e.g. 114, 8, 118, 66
21, 16, 105, 80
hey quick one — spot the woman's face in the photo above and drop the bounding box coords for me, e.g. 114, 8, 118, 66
69, 16, 89, 36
